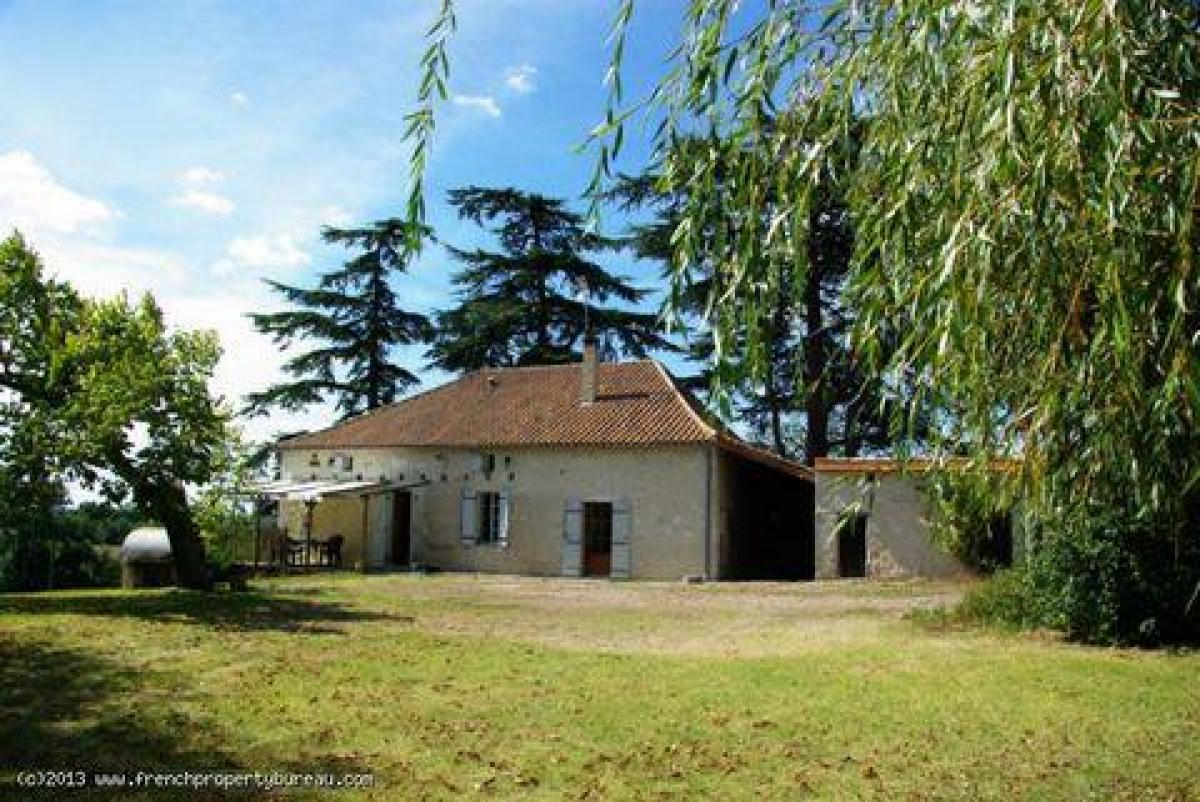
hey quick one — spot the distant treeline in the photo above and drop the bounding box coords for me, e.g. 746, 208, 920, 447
0, 503, 148, 592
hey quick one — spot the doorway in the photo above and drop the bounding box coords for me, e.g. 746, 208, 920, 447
984, 512, 1014, 569
837, 512, 868, 578
392, 491, 412, 566
582, 502, 613, 577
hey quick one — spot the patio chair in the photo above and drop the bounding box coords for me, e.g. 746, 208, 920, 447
267, 527, 288, 565
285, 537, 306, 567
324, 535, 345, 568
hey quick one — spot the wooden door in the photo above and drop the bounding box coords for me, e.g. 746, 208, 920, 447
583, 502, 613, 577
392, 491, 412, 566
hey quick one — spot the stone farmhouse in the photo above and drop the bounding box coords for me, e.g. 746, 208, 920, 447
263, 345, 999, 580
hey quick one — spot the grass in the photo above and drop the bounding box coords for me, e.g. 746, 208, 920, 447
1, 574, 1197, 801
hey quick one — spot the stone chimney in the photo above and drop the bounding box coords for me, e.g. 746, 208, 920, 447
581, 337, 597, 404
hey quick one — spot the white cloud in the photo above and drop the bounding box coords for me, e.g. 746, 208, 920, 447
181, 165, 225, 186
503, 63, 538, 94
163, 291, 335, 439
172, 166, 233, 215
40, 239, 192, 300
451, 94, 501, 118
228, 234, 310, 269
210, 258, 237, 277
320, 204, 353, 227
0, 150, 327, 449
230, 91, 249, 107
173, 189, 235, 216
0, 150, 116, 235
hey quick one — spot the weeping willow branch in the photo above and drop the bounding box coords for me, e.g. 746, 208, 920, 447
401, 0, 456, 253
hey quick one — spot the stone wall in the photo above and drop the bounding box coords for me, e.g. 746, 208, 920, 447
279, 444, 713, 579
814, 471, 967, 580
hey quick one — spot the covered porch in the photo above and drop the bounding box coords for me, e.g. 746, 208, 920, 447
245, 478, 421, 572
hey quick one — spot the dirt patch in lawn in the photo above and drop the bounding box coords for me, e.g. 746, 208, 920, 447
320, 574, 970, 657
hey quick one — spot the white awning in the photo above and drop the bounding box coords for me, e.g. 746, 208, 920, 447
245, 478, 392, 502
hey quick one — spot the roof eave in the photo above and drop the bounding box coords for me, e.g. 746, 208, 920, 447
715, 435, 814, 481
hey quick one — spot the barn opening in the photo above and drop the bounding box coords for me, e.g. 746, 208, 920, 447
720, 449, 815, 580
980, 511, 1014, 570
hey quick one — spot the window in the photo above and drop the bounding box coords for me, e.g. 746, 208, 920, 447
462, 490, 509, 546
478, 491, 502, 544
341, 454, 354, 471
309, 453, 320, 467
481, 453, 496, 476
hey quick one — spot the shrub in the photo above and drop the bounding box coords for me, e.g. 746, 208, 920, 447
0, 512, 122, 591
953, 523, 1200, 647
1025, 520, 1200, 647
956, 568, 1043, 631
194, 498, 255, 570
923, 472, 1019, 574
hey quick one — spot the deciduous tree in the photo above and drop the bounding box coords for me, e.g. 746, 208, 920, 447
1, 232, 228, 589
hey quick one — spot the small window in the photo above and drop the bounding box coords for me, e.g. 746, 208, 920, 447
309, 453, 320, 467
481, 453, 496, 475
478, 491, 501, 544
341, 454, 353, 471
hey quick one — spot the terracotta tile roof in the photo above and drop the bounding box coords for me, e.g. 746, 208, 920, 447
279, 359, 814, 481
718, 435, 813, 480
279, 360, 719, 450
814, 457, 1022, 475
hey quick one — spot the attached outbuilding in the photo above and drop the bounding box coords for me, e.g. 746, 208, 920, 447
271, 346, 814, 580
814, 458, 1022, 579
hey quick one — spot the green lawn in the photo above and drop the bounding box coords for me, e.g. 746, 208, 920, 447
1, 574, 1196, 800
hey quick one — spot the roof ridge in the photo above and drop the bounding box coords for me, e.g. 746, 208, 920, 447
278, 357, 718, 451
473, 358, 656, 374
649, 361, 718, 440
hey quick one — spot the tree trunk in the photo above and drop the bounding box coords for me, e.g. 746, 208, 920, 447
769, 398, 787, 458
844, 396, 862, 458
802, 262, 829, 465
110, 448, 210, 590
762, 349, 788, 458
146, 482, 211, 591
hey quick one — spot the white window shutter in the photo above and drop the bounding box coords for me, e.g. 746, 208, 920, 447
498, 491, 511, 547
562, 497, 583, 577
460, 488, 478, 545
611, 497, 632, 579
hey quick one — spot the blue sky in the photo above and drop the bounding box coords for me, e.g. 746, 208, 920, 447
0, 0, 689, 441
